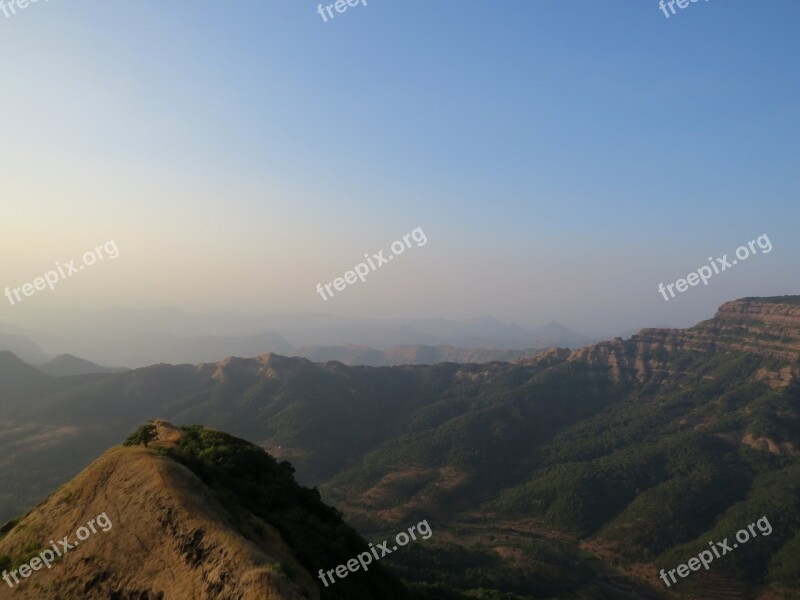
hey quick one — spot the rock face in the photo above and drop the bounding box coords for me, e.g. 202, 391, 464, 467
0, 425, 317, 600
567, 296, 800, 384
712, 297, 800, 357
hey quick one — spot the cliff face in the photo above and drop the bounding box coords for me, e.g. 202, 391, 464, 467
716, 296, 800, 321
567, 297, 800, 384
711, 297, 800, 351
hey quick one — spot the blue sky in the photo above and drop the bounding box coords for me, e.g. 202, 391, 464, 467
0, 0, 797, 336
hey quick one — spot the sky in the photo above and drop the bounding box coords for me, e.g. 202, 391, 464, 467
0, 0, 798, 337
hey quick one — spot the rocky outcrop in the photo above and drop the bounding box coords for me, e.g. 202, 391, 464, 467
567, 297, 800, 384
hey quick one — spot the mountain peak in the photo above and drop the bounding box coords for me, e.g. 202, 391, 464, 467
36, 354, 127, 377
0, 350, 50, 379
0, 423, 408, 599
0, 439, 313, 599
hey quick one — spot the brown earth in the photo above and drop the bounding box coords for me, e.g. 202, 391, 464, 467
0, 423, 317, 600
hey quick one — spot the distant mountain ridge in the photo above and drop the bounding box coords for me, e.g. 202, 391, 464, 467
35, 354, 129, 377
3, 309, 590, 367
292, 344, 547, 366
0, 332, 49, 364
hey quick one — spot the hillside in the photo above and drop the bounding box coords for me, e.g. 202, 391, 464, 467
0, 296, 798, 597
35, 354, 129, 377
0, 351, 60, 415
0, 421, 407, 600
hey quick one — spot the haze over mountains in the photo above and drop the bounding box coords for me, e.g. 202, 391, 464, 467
1, 295, 798, 598
2, 1, 797, 597
35, 354, 129, 377
0, 308, 590, 368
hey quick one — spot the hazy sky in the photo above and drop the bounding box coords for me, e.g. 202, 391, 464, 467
0, 0, 798, 337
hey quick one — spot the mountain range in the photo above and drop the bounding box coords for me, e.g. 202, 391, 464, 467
0, 296, 798, 598
0, 309, 590, 368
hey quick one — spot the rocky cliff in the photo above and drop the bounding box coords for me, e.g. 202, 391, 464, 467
567, 296, 800, 384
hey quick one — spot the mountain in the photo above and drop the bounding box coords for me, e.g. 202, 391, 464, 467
0, 350, 58, 413
380, 344, 546, 365
1, 296, 799, 597
0, 421, 408, 600
35, 354, 129, 377
291, 344, 387, 365
291, 344, 547, 366
10, 308, 589, 367
31, 331, 294, 368
528, 320, 590, 348
0, 333, 49, 364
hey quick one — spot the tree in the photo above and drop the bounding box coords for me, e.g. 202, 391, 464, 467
124, 423, 158, 447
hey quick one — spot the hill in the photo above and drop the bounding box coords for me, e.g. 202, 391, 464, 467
0, 421, 408, 599
0, 333, 49, 364
35, 354, 129, 377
